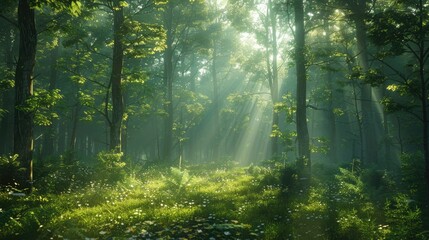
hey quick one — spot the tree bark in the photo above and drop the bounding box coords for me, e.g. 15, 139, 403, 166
109, 0, 125, 153
352, 0, 378, 165
41, 45, 59, 158
294, 0, 311, 173
14, 0, 37, 192
416, 0, 429, 194
163, 1, 174, 162
269, 0, 280, 158
0, 23, 15, 155
212, 42, 220, 161
323, 20, 338, 163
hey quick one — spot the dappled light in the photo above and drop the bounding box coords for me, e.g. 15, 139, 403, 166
1, 0, 429, 239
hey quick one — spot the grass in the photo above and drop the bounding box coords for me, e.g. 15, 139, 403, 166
0, 162, 428, 239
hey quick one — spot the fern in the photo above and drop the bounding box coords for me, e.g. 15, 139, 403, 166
163, 167, 192, 194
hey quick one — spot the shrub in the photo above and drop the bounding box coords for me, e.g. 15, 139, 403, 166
162, 167, 192, 195
333, 168, 384, 239
400, 152, 426, 199
36, 161, 93, 194
95, 150, 126, 183
279, 164, 298, 193
361, 168, 395, 202
385, 194, 424, 240
0, 154, 21, 188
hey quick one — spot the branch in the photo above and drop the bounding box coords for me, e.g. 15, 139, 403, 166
370, 53, 408, 82
82, 41, 112, 60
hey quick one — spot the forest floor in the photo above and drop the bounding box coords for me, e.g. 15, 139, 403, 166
0, 161, 427, 239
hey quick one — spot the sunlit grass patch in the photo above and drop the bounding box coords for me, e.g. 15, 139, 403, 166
5, 162, 413, 239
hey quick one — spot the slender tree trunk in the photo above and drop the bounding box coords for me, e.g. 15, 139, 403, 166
163, 2, 174, 162
0, 24, 15, 155
41, 45, 59, 159
212, 43, 220, 161
269, 0, 280, 158
188, 53, 197, 162
352, 0, 378, 165
416, 0, 429, 194
14, 0, 37, 192
67, 103, 80, 161
109, 0, 125, 153
294, 0, 311, 173
326, 74, 338, 163
66, 44, 82, 161
323, 21, 338, 163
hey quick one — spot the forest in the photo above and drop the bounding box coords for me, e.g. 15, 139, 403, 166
1, 0, 429, 239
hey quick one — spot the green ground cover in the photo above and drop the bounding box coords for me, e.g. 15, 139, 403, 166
0, 162, 427, 239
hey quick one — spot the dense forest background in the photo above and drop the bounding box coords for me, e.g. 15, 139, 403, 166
1, 0, 429, 239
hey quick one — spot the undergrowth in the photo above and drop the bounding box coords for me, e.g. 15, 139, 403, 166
1, 157, 428, 239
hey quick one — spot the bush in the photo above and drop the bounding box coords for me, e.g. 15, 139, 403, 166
400, 152, 426, 199
0, 154, 21, 188
95, 150, 126, 183
162, 167, 192, 195
385, 194, 424, 240
361, 168, 395, 202
280, 164, 298, 193
36, 161, 93, 193
333, 168, 384, 239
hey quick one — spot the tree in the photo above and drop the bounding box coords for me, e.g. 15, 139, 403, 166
163, 0, 174, 162
294, 0, 311, 174
11, 0, 81, 191
344, 0, 381, 165
109, 0, 125, 152
162, 0, 206, 163
14, 0, 37, 191
369, 0, 429, 192
0, 6, 16, 155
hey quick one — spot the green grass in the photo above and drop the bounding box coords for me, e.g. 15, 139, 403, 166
0, 163, 427, 239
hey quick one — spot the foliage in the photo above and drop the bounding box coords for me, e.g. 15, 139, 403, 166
95, 150, 126, 183
361, 168, 396, 203
162, 167, 192, 195
399, 152, 428, 203
279, 164, 299, 194
16, 89, 63, 126
384, 194, 424, 240
0, 155, 20, 188
333, 167, 385, 239
34, 155, 93, 194
2, 164, 428, 239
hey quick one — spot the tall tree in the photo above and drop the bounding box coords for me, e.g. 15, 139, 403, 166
163, 0, 174, 162
0, 13, 16, 155
268, 0, 280, 158
109, 0, 125, 152
14, 0, 37, 191
369, 0, 429, 191
294, 0, 311, 173
349, 0, 379, 165
12, 0, 81, 191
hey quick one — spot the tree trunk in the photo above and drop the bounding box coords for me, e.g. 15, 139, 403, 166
109, 0, 125, 153
163, 2, 174, 162
352, 0, 378, 165
14, 0, 37, 192
67, 103, 80, 163
0, 24, 15, 155
294, 0, 311, 173
417, 0, 429, 194
41, 45, 59, 159
212, 43, 220, 161
269, 0, 280, 158
323, 20, 338, 163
